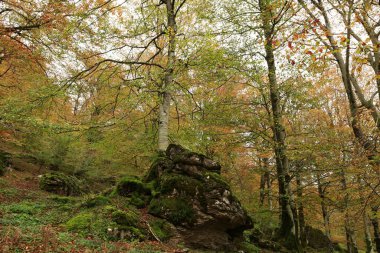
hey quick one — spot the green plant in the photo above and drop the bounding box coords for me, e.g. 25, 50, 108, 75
111, 210, 139, 227
65, 212, 95, 232
149, 219, 173, 241
82, 195, 110, 208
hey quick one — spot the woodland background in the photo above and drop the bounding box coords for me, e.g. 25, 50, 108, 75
0, 0, 380, 252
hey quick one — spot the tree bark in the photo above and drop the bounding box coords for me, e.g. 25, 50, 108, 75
316, 173, 334, 253
359, 177, 375, 253
259, 157, 271, 208
370, 206, 380, 253
296, 170, 306, 247
340, 167, 359, 253
158, 0, 176, 151
316, 174, 331, 239
364, 213, 375, 253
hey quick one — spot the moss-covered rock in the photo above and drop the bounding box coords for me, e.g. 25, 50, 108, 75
159, 173, 204, 196
111, 209, 139, 227
204, 172, 230, 190
166, 144, 221, 173
150, 218, 173, 241
304, 225, 335, 250
116, 176, 151, 197
39, 172, 82, 196
0, 151, 10, 176
145, 156, 174, 182
144, 144, 252, 251
115, 176, 152, 208
0, 164, 5, 176
65, 212, 95, 232
129, 192, 150, 208
82, 195, 110, 208
148, 197, 194, 225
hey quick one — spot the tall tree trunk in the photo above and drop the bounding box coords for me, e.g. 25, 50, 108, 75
158, 92, 171, 151
359, 177, 375, 253
316, 173, 333, 252
259, 157, 271, 208
340, 167, 359, 253
296, 170, 306, 247
158, 0, 176, 151
370, 206, 380, 253
364, 213, 375, 253
258, 1, 298, 249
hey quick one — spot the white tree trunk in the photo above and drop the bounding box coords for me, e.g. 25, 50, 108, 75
157, 0, 176, 152
158, 91, 171, 151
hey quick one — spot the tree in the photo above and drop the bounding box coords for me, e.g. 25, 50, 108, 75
297, 1, 380, 251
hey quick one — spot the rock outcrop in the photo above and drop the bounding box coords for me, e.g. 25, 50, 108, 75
145, 144, 252, 251
39, 172, 82, 196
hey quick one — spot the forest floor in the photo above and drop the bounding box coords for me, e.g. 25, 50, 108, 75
0, 140, 190, 253
0, 140, 343, 253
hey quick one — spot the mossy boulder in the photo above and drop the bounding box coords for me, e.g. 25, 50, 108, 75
66, 212, 95, 232
304, 225, 339, 250
145, 144, 252, 251
0, 151, 10, 176
116, 176, 151, 197
115, 176, 152, 208
108, 209, 145, 241
111, 209, 139, 227
39, 172, 82, 196
148, 197, 195, 225
82, 195, 110, 208
166, 144, 221, 173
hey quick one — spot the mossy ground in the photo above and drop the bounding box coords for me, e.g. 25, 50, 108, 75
0, 166, 184, 252
0, 143, 335, 253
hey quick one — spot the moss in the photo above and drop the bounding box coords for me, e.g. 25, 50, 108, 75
114, 225, 145, 241
39, 172, 82, 196
8, 202, 44, 215
159, 173, 204, 196
48, 196, 77, 204
0, 165, 5, 176
148, 197, 194, 225
103, 205, 118, 213
129, 192, 150, 208
0, 151, 10, 176
65, 212, 95, 232
150, 219, 173, 241
239, 242, 260, 253
82, 195, 110, 208
116, 176, 151, 197
111, 210, 139, 227
145, 156, 173, 182
204, 172, 230, 190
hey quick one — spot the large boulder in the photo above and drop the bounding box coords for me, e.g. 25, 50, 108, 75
39, 172, 82, 196
145, 144, 252, 251
304, 226, 344, 252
